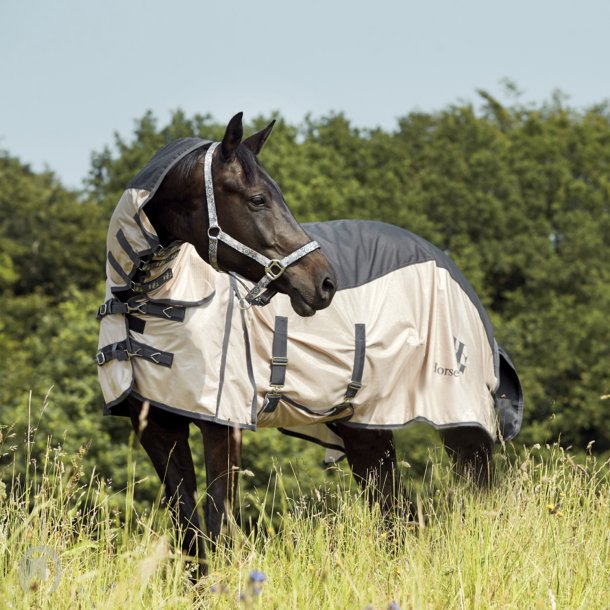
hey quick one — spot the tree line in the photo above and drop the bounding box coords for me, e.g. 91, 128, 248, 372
1, 92, 609, 503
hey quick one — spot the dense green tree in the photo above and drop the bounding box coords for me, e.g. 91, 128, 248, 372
0, 153, 105, 296
2, 95, 609, 513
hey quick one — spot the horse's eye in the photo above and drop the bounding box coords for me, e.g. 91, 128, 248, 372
249, 194, 266, 207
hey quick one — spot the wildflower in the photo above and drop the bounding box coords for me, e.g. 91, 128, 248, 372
249, 570, 266, 584
387, 601, 401, 610
245, 569, 266, 598
546, 503, 563, 517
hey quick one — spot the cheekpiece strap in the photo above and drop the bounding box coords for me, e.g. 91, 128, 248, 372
204, 141, 222, 271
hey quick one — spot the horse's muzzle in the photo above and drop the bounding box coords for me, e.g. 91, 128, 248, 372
286, 259, 337, 316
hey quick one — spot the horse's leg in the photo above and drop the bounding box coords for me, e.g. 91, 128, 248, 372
197, 422, 242, 544
336, 424, 402, 515
128, 401, 204, 569
440, 426, 494, 488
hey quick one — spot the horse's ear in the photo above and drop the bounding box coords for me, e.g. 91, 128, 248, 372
220, 112, 244, 161
243, 120, 276, 155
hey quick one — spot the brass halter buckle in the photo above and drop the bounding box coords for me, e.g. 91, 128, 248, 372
264, 260, 286, 281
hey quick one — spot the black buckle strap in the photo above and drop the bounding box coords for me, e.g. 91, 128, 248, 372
344, 324, 366, 403
97, 298, 185, 322
269, 316, 288, 389
263, 320, 366, 414
265, 316, 288, 409
249, 288, 277, 307
96, 338, 173, 368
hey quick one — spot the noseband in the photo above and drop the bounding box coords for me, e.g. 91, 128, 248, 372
204, 142, 320, 308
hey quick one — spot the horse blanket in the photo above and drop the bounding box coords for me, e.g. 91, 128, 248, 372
97, 138, 524, 457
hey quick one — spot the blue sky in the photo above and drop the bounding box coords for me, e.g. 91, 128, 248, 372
1, 0, 609, 188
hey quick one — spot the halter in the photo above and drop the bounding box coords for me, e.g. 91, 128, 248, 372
204, 141, 320, 308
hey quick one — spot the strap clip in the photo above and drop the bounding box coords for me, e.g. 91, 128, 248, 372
267, 384, 283, 397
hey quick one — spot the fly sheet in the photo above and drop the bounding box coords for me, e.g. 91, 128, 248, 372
96, 139, 524, 456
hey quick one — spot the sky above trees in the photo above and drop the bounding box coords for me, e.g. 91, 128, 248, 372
2, 0, 610, 187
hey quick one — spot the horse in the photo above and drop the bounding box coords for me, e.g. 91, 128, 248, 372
96, 112, 523, 575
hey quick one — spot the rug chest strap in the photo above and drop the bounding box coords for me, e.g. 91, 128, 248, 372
97, 298, 186, 322
96, 338, 173, 368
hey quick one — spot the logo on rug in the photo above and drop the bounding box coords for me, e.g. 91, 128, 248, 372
434, 337, 468, 377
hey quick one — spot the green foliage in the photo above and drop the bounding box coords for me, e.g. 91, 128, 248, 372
0, 153, 105, 296
1, 94, 610, 514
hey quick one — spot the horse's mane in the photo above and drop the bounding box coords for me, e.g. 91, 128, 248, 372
172, 142, 260, 187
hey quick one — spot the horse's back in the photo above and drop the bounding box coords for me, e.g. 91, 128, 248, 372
272, 220, 522, 444
304, 220, 493, 345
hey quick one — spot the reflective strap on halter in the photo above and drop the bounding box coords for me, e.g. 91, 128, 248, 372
203, 141, 321, 306
204, 142, 223, 271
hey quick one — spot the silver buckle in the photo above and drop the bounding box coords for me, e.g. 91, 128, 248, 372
96, 350, 106, 366
97, 303, 108, 317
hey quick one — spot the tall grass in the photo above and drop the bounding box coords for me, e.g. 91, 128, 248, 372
0, 423, 608, 609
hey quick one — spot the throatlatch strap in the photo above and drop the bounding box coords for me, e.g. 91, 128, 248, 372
96, 338, 173, 368
264, 316, 288, 412
344, 324, 366, 402
97, 298, 186, 322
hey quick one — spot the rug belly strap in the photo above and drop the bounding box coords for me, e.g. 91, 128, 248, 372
260, 316, 365, 425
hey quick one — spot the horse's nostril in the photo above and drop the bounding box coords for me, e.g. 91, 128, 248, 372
322, 276, 336, 299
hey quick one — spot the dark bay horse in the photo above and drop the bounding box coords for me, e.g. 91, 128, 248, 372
99, 113, 520, 576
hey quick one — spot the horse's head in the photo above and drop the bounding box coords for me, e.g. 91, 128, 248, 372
147, 113, 336, 316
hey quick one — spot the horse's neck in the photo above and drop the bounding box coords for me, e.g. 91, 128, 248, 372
144, 192, 192, 247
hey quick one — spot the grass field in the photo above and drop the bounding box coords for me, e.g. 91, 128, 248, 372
0, 435, 608, 609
